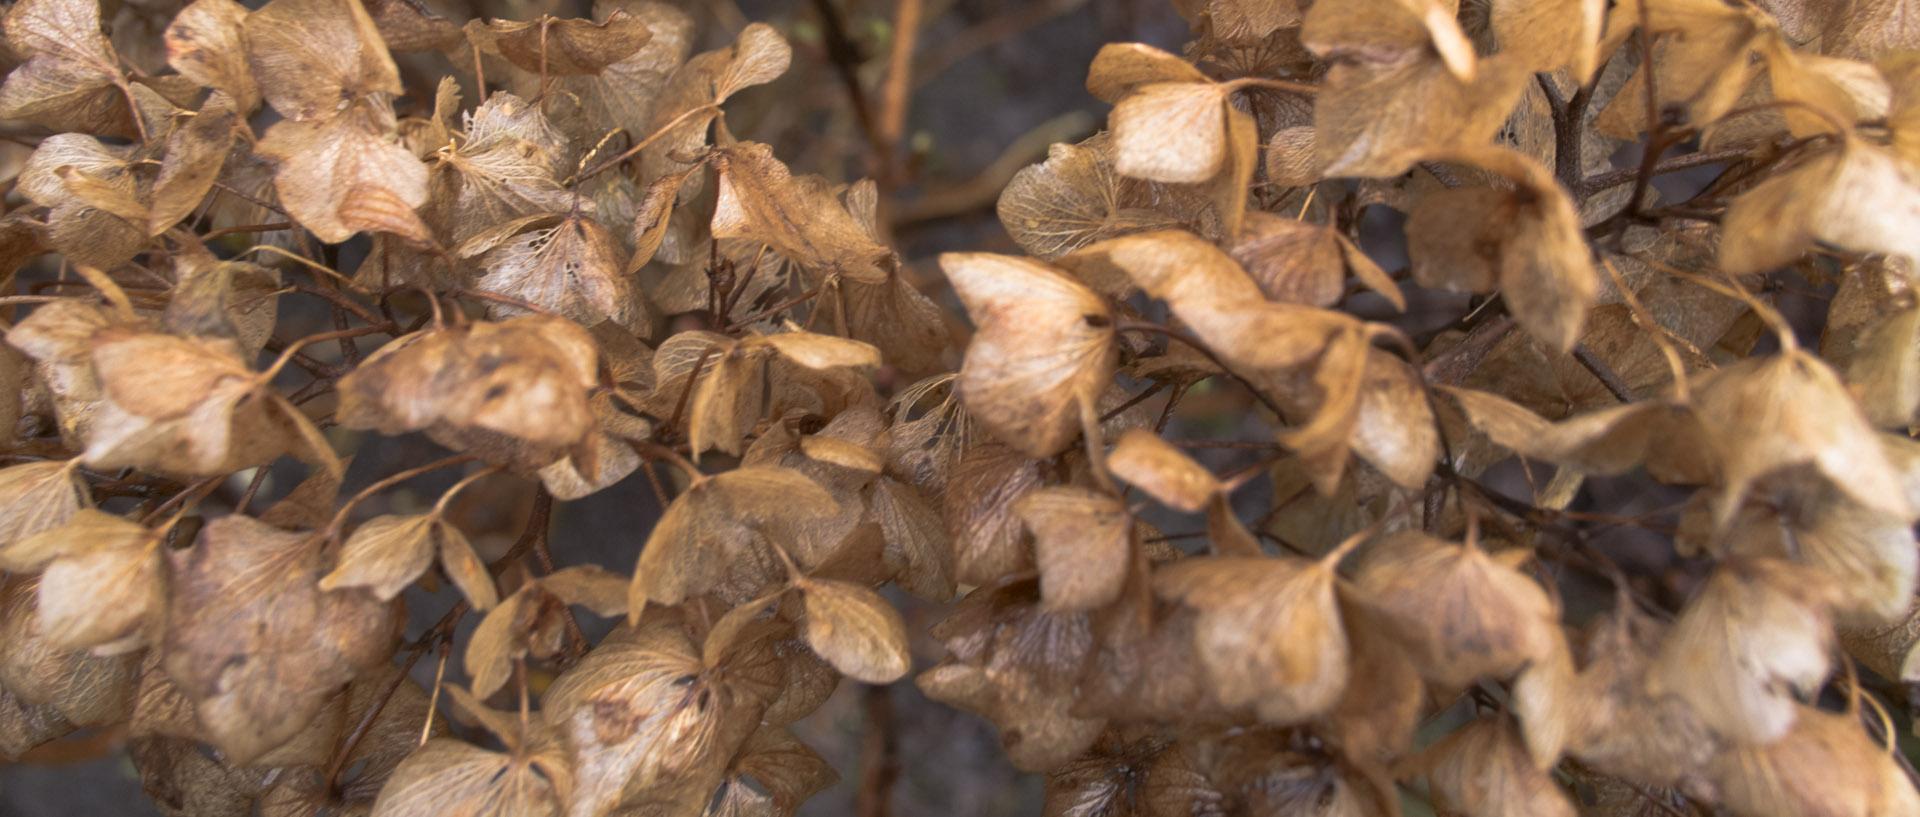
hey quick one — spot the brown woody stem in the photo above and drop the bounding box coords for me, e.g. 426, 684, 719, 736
325, 454, 478, 541
200, 222, 293, 241
1420, 314, 1516, 384
447, 288, 562, 316
811, 0, 890, 169
663, 346, 721, 438
137, 476, 222, 526
290, 281, 391, 330
1576, 146, 1752, 198
430, 464, 505, 517
567, 103, 720, 185
856, 685, 900, 817
526, 499, 590, 666
1115, 320, 1289, 421
1570, 343, 1635, 403
725, 283, 824, 332
326, 599, 468, 791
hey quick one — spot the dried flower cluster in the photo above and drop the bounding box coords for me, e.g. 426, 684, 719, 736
0, 0, 1919, 814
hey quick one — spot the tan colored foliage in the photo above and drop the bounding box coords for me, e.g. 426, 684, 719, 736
2, 0, 1919, 814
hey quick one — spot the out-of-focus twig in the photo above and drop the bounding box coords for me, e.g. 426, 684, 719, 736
855, 684, 899, 817
912, 0, 1091, 89
811, 0, 889, 172
877, 0, 922, 155
894, 110, 1094, 225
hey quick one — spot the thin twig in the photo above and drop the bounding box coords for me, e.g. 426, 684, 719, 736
287, 376, 337, 406
1570, 342, 1635, 402
260, 338, 345, 378
447, 288, 562, 316
912, 0, 1088, 88
1577, 146, 1751, 198
289, 282, 390, 331
211, 182, 290, 218
326, 454, 478, 540
137, 477, 222, 526
201, 221, 294, 241
525, 489, 588, 666
855, 685, 900, 817
877, 0, 922, 156
810, 0, 889, 164
1101, 382, 1165, 422
1115, 320, 1288, 420
634, 440, 704, 484
233, 466, 273, 516
491, 487, 556, 575
566, 103, 719, 185
725, 283, 824, 331
326, 599, 468, 791
1421, 315, 1516, 384
663, 346, 721, 438
1171, 438, 1284, 450
640, 459, 673, 508
1154, 378, 1191, 434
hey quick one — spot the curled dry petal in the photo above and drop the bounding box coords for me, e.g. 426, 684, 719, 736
917, 580, 1103, 772
1721, 140, 1920, 276
1153, 556, 1348, 723
164, 515, 398, 764
1085, 42, 1208, 103
944, 442, 1043, 586
1406, 146, 1597, 351
796, 577, 911, 684
466, 213, 644, 330
941, 252, 1116, 458
1691, 349, 1913, 532
996, 132, 1189, 262
369, 736, 569, 817
540, 615, 732, 817
1720, 482, 1918, 626
1109, 82, 1235, 184
1302, 0, 1531, 177
1840, 596, 1920, 684
244, 0, 400, 121
711, 143, 891, 285
336, 315, 600, 464
1492, 0, 1605, 81
1560, 606, 1719, 789
1229, 211, 1404, 310
872, 476, 955, 602
1408, 716, 1577, 817
1353, 532, 1562, 689
469, 10, 651, 76
1065, 231, 1356, 371
1443, 386, 1696, 476
149, 93, 239, 236
1647, 558, 1839, 744
27, 510, 163, 652
0, 461, 88, 553
319, 513, 436, 601
256, 99, 431, 244
0, 0, 138, 136
1106, 428, 1221, 513
630, 466, 838, 616
1709, 706, 1920, 817
1015, 486, 1131, 612
164, 0, 259, 111
0, 576, 138, 730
